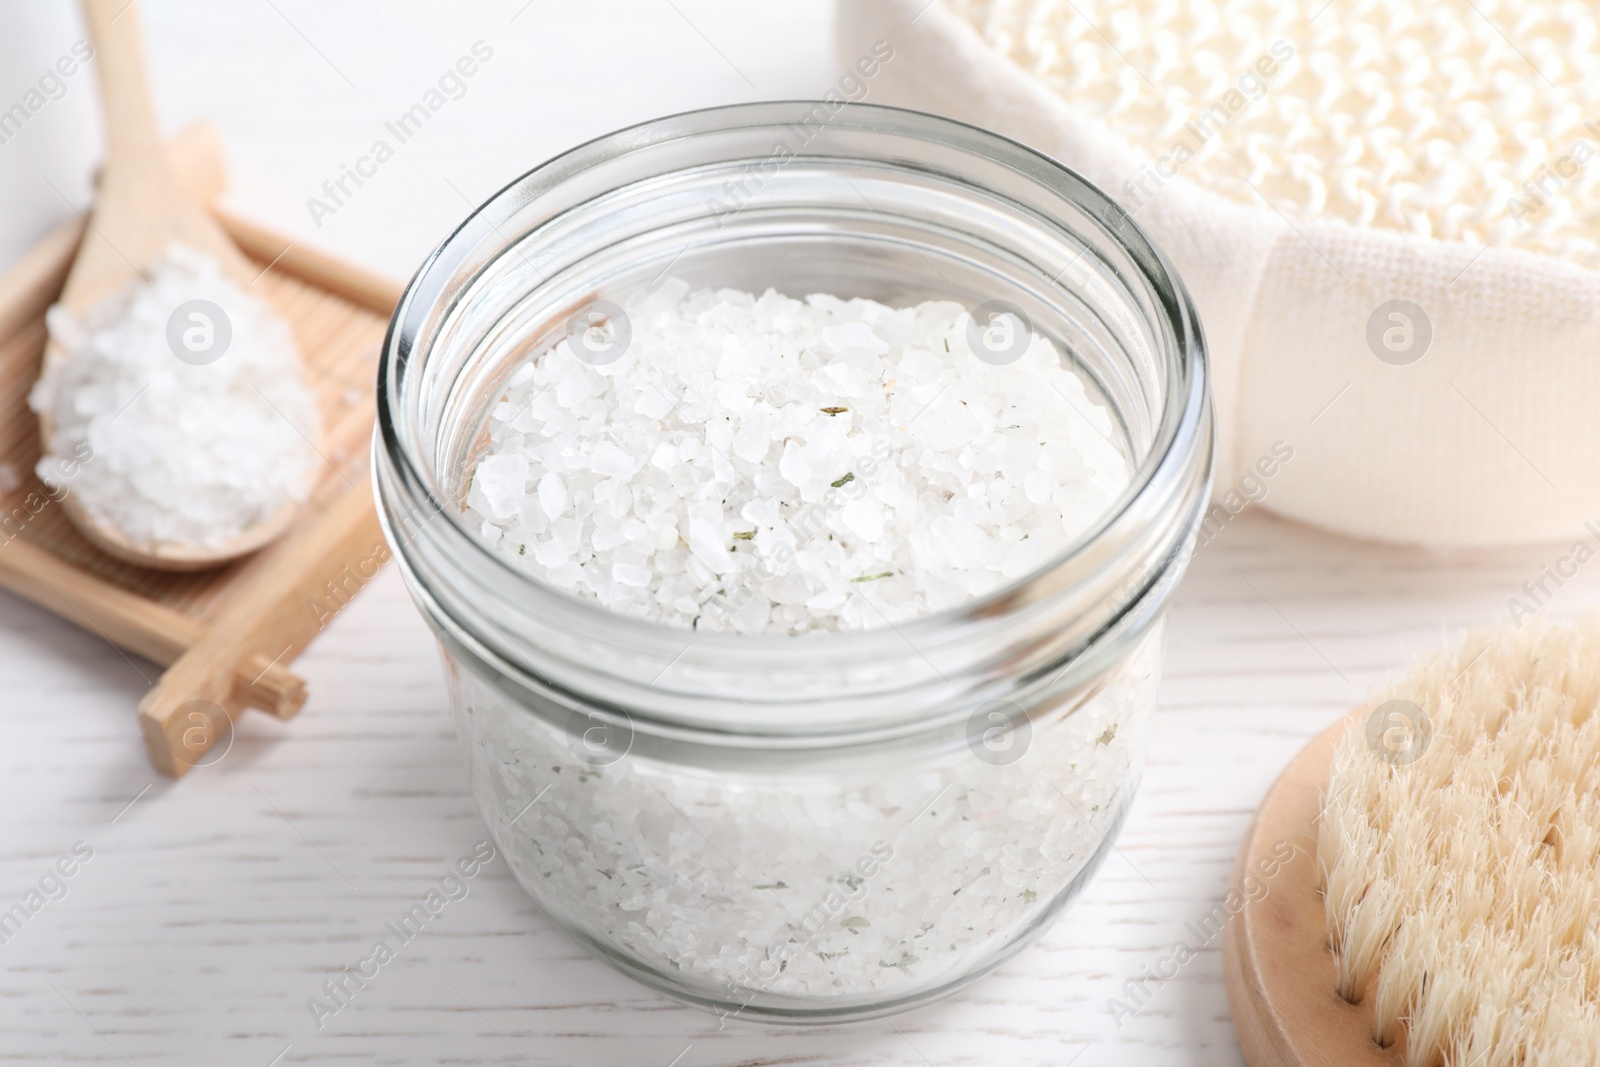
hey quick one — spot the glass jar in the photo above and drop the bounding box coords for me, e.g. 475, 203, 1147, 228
375, 102, 1212, 1023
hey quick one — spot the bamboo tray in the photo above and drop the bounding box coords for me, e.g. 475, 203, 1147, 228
0, 125, 401, 777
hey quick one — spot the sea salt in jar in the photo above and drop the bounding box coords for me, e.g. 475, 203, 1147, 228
375, 103, 1212, 1022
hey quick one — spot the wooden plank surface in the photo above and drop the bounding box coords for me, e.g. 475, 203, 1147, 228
3, 506, 1596, 1065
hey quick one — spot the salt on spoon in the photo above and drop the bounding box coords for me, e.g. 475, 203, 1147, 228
32, 0, 318, 570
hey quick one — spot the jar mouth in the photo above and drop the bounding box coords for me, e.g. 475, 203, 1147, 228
376, 102, 1211, 730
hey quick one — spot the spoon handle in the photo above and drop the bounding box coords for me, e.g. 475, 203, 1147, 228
81, 0, 166, 168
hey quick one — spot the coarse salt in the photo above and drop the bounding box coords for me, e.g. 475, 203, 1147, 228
29, 244, 319, 550
460, 623, 1161, 1001
465, 281, 1131, 633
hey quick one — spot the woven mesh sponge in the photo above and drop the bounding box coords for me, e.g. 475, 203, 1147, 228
838, 0, 1600, 547
948, 0, 1600, 269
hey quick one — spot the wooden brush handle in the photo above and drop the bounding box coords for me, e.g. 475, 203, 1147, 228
1223, 715, 1407, 1066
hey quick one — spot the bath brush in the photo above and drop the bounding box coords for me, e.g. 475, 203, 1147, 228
1225, 620, 1600, 1066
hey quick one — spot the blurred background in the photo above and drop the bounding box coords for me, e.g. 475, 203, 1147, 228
0, 1, 833, 276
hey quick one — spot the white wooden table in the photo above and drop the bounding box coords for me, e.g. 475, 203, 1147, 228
5, 3, 1597, 1064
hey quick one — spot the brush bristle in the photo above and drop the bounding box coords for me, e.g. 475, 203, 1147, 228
1319, 618, 1600, 1067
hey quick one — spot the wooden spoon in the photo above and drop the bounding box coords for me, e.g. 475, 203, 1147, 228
40, 0, 308, 571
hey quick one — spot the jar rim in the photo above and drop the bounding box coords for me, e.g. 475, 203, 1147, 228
376, 101, 1211, 666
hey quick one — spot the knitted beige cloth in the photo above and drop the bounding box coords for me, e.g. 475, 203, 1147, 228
838, 0, 1600, 546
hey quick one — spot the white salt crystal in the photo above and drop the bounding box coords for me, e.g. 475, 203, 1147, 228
841, 498, 885, 542
687, 516, 733, 574
464, 283, 1131, 633
537, 471, 569, 520
590, 442, 637, 479
731, 411, 771, 463
633, 390, 675, 420
612, 562, 653, 587
821, 320, 889, 360
649, 443, 679, 471
777, 440, 812, 489
476, 455, 529, 520
1023, 470, 1054, 504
